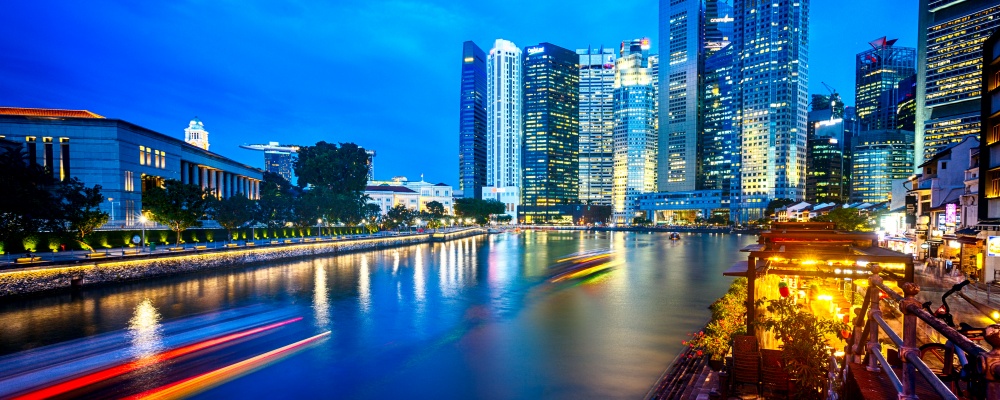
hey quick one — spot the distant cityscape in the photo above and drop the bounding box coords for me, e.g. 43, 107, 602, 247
456, 0, 1000, 228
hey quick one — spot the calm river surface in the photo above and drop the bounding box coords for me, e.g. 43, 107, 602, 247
0, 231, 754, 399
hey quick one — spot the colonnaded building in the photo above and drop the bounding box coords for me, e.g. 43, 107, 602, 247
0, 107, 263, 227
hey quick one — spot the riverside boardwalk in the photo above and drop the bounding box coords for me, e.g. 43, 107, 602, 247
0, 228, 486, 297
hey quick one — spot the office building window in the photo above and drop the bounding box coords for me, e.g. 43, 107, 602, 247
59, 138, 70, 181
26, 136, 37, 166
140, 146, 146, 165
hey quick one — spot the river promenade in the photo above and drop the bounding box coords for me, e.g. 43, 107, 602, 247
0, 227, 486, 297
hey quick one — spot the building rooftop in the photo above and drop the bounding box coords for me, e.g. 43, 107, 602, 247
366, 185, 416, 193
0, 107, 104, 119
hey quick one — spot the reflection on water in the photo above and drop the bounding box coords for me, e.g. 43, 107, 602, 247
0, 233, 754, 399
127, 298, 163, 359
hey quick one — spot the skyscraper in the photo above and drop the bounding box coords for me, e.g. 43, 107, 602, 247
485, 39, 523, 217
660, 0, 703, 191
851, 130, 914, 203
855, 37, 916, 132
917, 1, 1000, 165
732, 0, 809, 220
458, 41, 487, 199
701, 0, 736, 198
577, 46, 616, 206
520, 43, 580, 222
612, 38, 658, 223
239, 142, 299, 184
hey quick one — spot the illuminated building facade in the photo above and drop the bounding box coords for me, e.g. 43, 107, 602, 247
485, 39, 522, 216
851, 130, 914, 204
577, 46, 616, 207
0, 108, 262, 226
806, 136, 845, 204
660, 0, 702, 191
702, 43, 735, 198
732, 0, 809, 220
458, 41, 487, 199
612, 38, 658, 223
979, 29, 1000, 224
521, 42, 580, 220
917, 1, 1000, 165
854, 37, 916, 132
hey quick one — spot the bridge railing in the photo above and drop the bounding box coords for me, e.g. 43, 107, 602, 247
843, 264, 1000, 400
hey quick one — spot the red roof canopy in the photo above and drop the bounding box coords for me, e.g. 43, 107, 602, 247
0, 107, 104, 119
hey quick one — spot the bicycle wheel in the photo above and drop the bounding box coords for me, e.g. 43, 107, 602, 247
919, 343, 957, 376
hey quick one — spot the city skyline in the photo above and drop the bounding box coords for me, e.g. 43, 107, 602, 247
1, 0, 915, 185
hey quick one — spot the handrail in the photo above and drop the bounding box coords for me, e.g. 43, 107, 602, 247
844, 264, 996, 399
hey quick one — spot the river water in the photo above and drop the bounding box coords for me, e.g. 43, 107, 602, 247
0, 231, 754, 399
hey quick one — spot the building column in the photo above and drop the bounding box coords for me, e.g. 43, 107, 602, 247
180, 161, 186, 184
200, 167, 207, 190
254, 180, 259, 200
224, 172, 230, 198
241, 177, 248, 197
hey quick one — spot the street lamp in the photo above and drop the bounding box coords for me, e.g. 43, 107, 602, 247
139, 214, 147, 253
317, 218, 323, 238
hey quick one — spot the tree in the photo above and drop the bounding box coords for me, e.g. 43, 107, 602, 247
454, 198, 505, 225
256, 172, 294, 228
765, 198, 797, 217
384, 204, 415, 230
294, 141, 370, 224
210, 193, 255, 242
288, 190, 323, 229
632, 216, 652, 226
812, 207, 871, 231
707, 214, 729, 226
143, 179, 213, 245
425, 201, 445, 219
58, 179, 109, 251
0, 147, 63, 251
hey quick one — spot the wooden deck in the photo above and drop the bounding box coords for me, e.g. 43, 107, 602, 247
844, 362, 946, 400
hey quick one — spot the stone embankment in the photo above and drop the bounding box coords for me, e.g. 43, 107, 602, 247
0, 228, 486, 297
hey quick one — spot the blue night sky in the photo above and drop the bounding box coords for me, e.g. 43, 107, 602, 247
1, 1, 915, 185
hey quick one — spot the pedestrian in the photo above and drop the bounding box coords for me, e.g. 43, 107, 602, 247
945, 257, 954, 275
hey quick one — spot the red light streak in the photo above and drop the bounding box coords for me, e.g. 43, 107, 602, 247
129, 331, 331, 400
14, 318, 302, 400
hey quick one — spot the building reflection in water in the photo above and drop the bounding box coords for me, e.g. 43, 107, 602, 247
414, 246, 425, 304
358, 255, 370, 313
126, 298, 165, 392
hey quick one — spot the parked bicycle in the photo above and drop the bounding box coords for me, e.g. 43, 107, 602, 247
918, 279, 988, 399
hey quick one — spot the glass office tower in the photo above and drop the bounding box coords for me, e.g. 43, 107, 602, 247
732, 0, 809, 220
612, 39, 658, 223
855, 37, 916, 132
521, 42, 580, 222
917, 1, 1000, 165
577, 46, 616, 206
458, 41, 487, 199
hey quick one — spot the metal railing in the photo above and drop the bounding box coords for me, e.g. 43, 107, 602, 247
843, 264, 999, 400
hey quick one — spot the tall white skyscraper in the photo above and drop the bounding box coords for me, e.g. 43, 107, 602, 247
484, 39, 523, 219
486, 39, 522, 188
660, 0, 702, 192
612, 38, 658, 223
732, 0, 809, 221
577, 46, 616, 206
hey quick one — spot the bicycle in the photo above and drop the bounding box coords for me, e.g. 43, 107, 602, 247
917, 279, 988, 399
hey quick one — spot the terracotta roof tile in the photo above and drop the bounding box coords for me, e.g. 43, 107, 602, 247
0, 107, 104, 119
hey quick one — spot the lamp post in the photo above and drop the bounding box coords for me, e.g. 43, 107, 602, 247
139, 214, 147, 253
107, 197, 116, 222
317, 218, 323, 238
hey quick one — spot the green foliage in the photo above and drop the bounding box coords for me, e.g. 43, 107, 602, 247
205, 230, 215, 242
685, 278, 748, 361
22, 236, 38, 252
756, 297, 849, 400
294, 141, 370, 193
59, 179, 109, 251
256, 172, 294, 228
707, 215, 729, 226
143, 179, 213, 245
454, 198, 505, 225
210, 193, 255, 242
384, 204, 415, 230
811, 207, 872, 231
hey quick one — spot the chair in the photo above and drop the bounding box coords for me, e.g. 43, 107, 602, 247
761, 349, 795, 399
731, 335, 761, 395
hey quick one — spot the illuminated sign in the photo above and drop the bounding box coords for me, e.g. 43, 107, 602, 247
989, 236, 1000, 257
640, 38, 650, 50
527, 46, 545, 55
709, 15, 734, 23
946, 204, 957, 224
463, 57, 474, 63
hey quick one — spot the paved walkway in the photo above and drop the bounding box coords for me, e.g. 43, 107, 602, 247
0, 230, 437, 270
